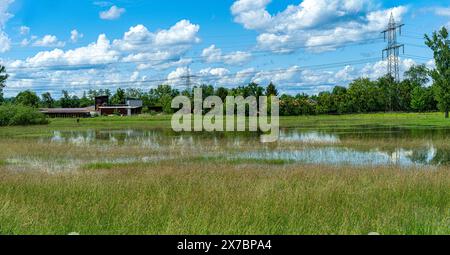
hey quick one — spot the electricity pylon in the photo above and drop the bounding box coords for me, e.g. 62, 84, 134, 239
180, 66, 196, 92
382, 13, 405, 82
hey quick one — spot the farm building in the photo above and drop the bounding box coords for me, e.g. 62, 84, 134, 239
40, 107, 95, 118
40, 96, 144, 118
97, 97, 143, 116
95, 96, 109, 110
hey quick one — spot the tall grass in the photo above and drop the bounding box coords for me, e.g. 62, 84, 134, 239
0, 162, 449, 235
0, 113, 449, 235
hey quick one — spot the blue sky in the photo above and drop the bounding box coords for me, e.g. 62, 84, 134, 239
1, 0, 450, 97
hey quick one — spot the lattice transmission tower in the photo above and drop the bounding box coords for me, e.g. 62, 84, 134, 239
382, 13, 405, 82
180, 65, 196, 92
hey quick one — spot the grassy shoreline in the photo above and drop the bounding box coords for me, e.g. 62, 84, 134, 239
0, 112, 449, 138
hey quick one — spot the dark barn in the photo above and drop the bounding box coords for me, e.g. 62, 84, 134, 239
97, 98, 143, 116
40, 108, 93, 118
98, 106, 142, 116
95, 96, 109, 111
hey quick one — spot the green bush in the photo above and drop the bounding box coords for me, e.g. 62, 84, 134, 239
0, 104, 49, 126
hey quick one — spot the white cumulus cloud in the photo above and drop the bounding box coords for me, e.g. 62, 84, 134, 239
11, 34, 119, 68
201, 45, 251, 65
0, 31, 10, 52
166, 66, 190, 87
113, 20, 200, 50
5, 20, 203, 96
11, 19, 200, 71
154, 20, 200, 46
0, 0, 14, 52
99, 5, 125, 20
112, 21, 200, 70
70, 29, 84, 43
231, 0, 408, 53
33, 35, 66, 47
231, 0, 272, 30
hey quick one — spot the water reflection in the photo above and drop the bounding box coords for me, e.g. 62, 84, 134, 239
237, 146, 439, 167
279, 131, 340, 144
45, 127, 450, 166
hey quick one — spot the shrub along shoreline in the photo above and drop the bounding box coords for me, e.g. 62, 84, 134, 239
0, 104, 48, 126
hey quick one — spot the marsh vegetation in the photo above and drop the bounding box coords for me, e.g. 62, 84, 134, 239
0, 113, 449, 234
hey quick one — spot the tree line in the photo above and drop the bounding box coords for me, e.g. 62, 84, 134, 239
0, 64, 440, 115
0, 27, 449, 119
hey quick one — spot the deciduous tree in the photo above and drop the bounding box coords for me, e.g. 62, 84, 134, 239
425, 27, 450, 118
0, 65, 8, 104
41, 92, 54, 108
15, 90, 40, 108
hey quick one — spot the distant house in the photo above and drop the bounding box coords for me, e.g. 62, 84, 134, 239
40, 107, 95, 118
40, 96, 144, 118
97, 97, 143, 116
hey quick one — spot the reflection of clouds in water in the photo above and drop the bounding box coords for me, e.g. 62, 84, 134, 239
238, 146, 440, 167
69, 136, 92, 145
279, 131, 340, 144
51, 131, 64, 142
43, 128, 449, 166
50, 131, 95, 145
427, 146, 437, 162
386, 146, 437, 165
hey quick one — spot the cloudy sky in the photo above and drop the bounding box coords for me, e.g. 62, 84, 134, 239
0, 0, 448, 97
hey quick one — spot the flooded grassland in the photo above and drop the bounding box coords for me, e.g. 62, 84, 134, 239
0, 113, 449, 234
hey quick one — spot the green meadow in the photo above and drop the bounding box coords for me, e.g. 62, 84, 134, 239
0, 112, 449, 235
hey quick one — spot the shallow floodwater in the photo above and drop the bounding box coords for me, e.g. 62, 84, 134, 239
43, 126, 450, 167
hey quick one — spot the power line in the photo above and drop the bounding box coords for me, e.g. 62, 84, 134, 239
404, 43, 429, 49
382, 13, 404, 82
5, 57, 383, 93
54, 57, 382, 81
3, 26, 434, 96
400, 35, 426, 40
5, 59, 432, 95
403, 54, 432, 61
4, 37, 384, 72
179, 65, 194, 91
6, 53, 431, 89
